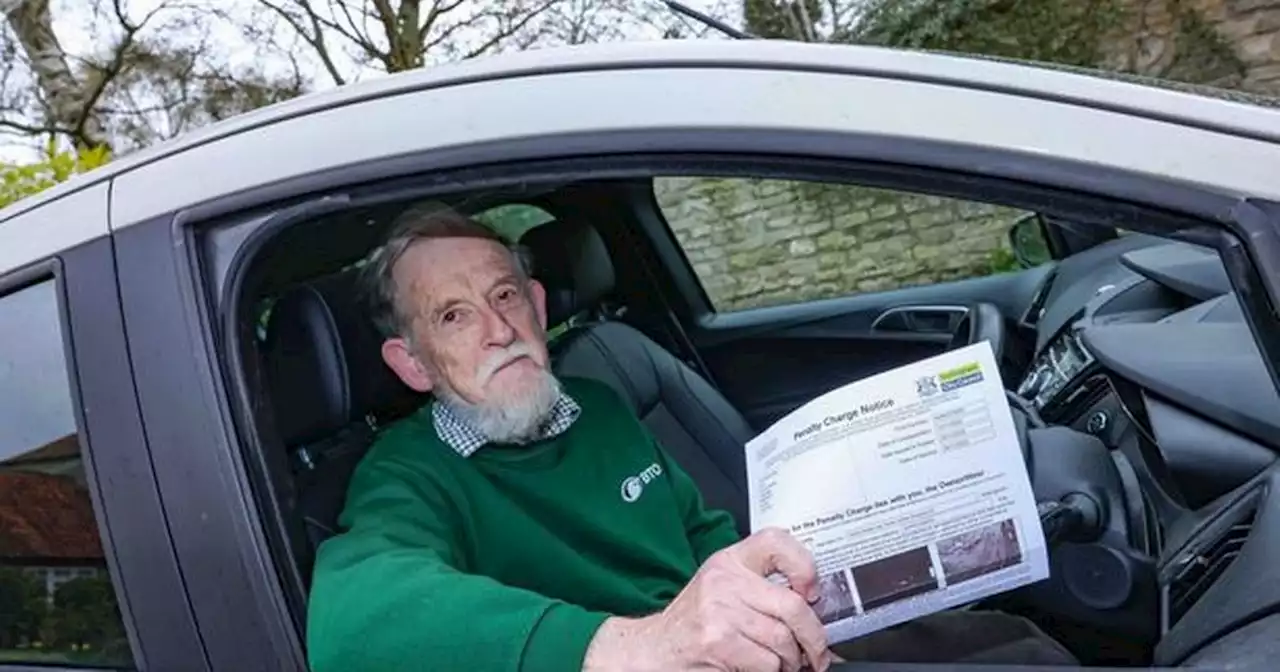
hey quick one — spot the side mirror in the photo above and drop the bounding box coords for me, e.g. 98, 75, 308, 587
1008, 214, 1053, 268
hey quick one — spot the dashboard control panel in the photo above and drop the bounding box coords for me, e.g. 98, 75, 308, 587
1017, 328, 1095, 409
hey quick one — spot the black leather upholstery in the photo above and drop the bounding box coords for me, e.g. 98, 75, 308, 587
262, 270, 423, 578
522, 220, 754, 535
552, 322, 753, 534
264, 271, 422, 444
521, 218, 616, 326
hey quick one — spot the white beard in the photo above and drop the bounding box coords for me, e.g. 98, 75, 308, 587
432, 342, 562, 444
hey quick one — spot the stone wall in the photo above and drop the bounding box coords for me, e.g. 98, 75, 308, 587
654, 178, 1028, 312
1101, 0, 1280, 94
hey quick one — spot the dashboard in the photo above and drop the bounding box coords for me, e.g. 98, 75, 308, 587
1016, 328, 1093, 412
1005, 231, 1280, 667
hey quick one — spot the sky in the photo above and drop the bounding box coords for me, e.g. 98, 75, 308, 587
0, 281, 76, 463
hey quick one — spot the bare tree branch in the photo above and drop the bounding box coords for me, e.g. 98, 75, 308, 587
462, 0, 558, 60
330, 0, 377, 56
0, 116, 63, 135
420, 0, 466, 34
256, 0, 347, 85
75, 0, 170, 145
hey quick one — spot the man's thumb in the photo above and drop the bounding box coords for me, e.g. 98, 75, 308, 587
733, 528, 820, 601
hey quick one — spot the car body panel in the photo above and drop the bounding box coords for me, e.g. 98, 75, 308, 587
108, 64, 1280, 229
56, 237, 210, 670
0, 182, 109, 277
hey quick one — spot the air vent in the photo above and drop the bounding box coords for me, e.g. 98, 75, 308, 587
1044, 374, 1109, 425
1165, 504, 1256, 628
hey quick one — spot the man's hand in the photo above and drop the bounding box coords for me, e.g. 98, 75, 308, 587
583, 527, 831, 672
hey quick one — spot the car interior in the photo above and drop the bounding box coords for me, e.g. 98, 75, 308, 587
214, 165, 1280, 669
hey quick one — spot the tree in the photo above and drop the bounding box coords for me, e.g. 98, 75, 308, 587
247, 0, 561, 80
1, 0, 309, 155
854, 0, 1125, 69
250, 0, 739, 83
743, 0, 868, 42
0, 567, 46, 649
529, 0, 737, 46
1, 143, 110, 209
2, 0, 109, 148
51, 575, 124, 653
740, 0, 1248, 91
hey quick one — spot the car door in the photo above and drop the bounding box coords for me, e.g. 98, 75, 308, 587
0, 187, 206, 671
638, 174, 1063, 430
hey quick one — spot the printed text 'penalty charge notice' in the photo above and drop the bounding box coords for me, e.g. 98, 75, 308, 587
745, 341, 1048, 644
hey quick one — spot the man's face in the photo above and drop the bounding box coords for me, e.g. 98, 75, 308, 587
387, 235, 552, 409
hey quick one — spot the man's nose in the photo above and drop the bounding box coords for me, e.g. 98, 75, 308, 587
479, 304, 516, 346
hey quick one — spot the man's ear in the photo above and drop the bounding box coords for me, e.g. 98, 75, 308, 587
528, 278, 548, 330
381, 337, 435, 393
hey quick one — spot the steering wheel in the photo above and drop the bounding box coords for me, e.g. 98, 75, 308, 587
949, 302, 1006, 360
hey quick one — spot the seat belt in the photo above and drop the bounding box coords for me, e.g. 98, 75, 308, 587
618, 224, 721, 390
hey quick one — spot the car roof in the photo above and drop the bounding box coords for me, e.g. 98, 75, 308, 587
3, 38, 1280, 226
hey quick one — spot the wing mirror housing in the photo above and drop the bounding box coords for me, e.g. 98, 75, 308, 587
1009, 214, 1054, 268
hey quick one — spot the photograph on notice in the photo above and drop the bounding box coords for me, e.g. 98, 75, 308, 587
937, 518, 1023, 585
814, 570, 859, 624
848, 546, 940, 611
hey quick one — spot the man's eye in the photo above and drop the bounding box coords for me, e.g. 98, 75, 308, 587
441, 309, 460, 324
496, 288, 517, 303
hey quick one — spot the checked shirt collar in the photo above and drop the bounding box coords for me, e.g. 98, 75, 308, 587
431, 391, 581, 457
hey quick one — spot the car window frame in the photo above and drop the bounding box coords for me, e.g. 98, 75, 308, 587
0, 242, 203, 672
182, 127, 1280, 667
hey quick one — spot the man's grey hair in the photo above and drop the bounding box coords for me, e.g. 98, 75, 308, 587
361, 200, 533, 339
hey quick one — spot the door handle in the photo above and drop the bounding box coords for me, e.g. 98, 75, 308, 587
871, 305, 970, 334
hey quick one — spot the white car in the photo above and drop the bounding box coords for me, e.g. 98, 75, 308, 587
2, 39, 1280, 670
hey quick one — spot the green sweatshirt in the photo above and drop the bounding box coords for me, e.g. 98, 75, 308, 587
306, 376, 740, 672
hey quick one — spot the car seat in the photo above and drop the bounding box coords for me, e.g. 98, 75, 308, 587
521, 219, 754, 535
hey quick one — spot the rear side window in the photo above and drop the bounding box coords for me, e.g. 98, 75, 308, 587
0, 279, 134, 668
474, 204, 555, 240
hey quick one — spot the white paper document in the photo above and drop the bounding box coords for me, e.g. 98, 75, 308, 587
745, 341, 1048, 644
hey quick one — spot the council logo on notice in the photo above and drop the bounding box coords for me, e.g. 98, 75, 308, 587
937, 361, 984, 392
915, 375, 939, 398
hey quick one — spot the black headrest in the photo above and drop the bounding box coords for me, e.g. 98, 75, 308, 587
262, 270, 421, 447
520, 220, 616, 326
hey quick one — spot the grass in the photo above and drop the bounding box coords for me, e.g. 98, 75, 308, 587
0, 647, 129, 668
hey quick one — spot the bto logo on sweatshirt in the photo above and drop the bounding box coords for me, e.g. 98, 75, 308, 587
621, 463, 663, 503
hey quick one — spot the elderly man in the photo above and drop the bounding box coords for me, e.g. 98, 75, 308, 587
305, 203, 1076, 671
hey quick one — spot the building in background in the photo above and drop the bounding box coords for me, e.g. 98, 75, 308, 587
0, 437, 104, 603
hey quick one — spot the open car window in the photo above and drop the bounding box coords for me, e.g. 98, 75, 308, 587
654, 176, 1047, 313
